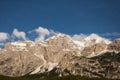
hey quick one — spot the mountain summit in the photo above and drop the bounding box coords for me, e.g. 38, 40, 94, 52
0, 33, 120, 79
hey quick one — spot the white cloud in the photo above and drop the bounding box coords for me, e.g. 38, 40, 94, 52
2, 26, 119, 46
29, 26, 59, 43
12, 29, 26, 40
0, 32, 9, 42
72, 32, 120, 41
49, 29, 58, 35
72, 34, 88, 41
101, 32, 120, 37
34, 27, 50, 43
35, 27, 50, 35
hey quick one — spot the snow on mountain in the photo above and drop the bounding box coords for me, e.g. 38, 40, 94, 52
71, 33, 111, 53
72, 40, 84, 50
85, 33, 111, 44
30, 66, 43, 74
38, 42, 48, 47
10, 42, 27, 51
0, 33, 116, 77
31, 53, 47, 74
46, 33, 85, 51
11, 42, 26, 46
46, 33, 72, 41
9, 41, 36, 51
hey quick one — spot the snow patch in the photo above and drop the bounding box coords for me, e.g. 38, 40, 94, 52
24, 40, 34, 43
46, 62, 58, 71
39, 42, 48, 47
11, 42, 26, 46
87, 52, 96, 58
72, 40, 84, 51
11, 42, 27, 51
73, 40, 84, 47
85, 33, 111, 45
31, 53, 58, 74
30, 61, 58, 74
62, 49, 70, 51
30, 44, 35, 47
30, 66, 43, 74
87, 46, 108, 58
34, 53, 46, 63
46, 33, 72, 41
24, 40, 35, 47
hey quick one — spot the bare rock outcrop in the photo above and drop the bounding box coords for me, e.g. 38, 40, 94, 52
0, 34, 120, 79
108, 39, 120, 53
81, 43, 107, 57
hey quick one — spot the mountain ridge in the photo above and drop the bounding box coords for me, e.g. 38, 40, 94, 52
0, 33, 120, 79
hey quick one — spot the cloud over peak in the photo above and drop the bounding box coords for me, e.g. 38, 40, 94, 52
0, 26, 119, 49
0, 32, 9, 42
72, 34, 88, 41
101, 32, 120, 37
33, 27, 54, 43
12, 29, 27, 40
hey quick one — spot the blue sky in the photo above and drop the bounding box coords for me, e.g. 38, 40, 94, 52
0, 0, 120, 44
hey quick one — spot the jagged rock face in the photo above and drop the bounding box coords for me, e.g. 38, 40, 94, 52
0, 51, 43, 76
83, 33, 111, 47
81, 43, 107, 57
91, 52, 120, 79
47, 34, 74, 50
54, 52, 120, 79
108, 39, 120, 52
56, 54, 104, 78
45, 46, 65, 63
0, 34, 120, 79
0, 41, 43, 76
0, 38, 67, 76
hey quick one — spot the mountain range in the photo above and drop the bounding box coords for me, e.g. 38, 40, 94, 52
0, 33, 120, 79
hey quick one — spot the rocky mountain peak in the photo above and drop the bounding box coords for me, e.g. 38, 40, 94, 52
114, 38, 120, 43
4, 41, 36, 52
81, 43, 107, 57
0, 34, 120, 79
107, 38, 120, 53
85, 33, 101, 40
46, 33, 74, 50
83, 33, 111, 47
46, 33, 72, 42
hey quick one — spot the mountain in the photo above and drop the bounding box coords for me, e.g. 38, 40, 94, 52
0, 33, 120, 79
